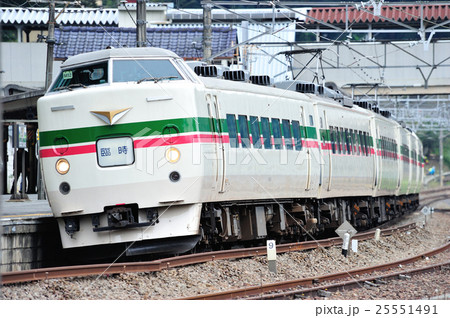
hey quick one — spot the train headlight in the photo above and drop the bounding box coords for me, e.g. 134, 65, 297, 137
165, 147, 180, 163
56, 158, 70, 175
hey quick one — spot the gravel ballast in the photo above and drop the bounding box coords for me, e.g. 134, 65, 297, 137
1, 210, 449, 300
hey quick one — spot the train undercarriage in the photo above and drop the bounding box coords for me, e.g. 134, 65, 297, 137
57, 194, 419, 262
199, 194, 420, 249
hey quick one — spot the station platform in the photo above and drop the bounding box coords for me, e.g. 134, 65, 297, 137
1, 194, 60, 272
1, 194, 52, 220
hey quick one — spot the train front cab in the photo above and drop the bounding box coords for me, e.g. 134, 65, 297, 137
37, 48, 209, 256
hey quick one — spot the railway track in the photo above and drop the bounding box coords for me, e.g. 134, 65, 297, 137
249, 261, 450, 300
179, 243, 450, 300
419, 186, 450, 208
1, 223, 416, 285
2, 188, 447, 287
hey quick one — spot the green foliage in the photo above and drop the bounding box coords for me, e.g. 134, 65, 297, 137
1, 29, 18, 42
103, 0, 119, 8
417, 131, 439, 157
417, 130, 450, 168
80, 0, 98, 7
445, 146, 450, 168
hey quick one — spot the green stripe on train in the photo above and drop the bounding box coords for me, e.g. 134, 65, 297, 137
40, 116, 320, 147
39, 117, 212, 147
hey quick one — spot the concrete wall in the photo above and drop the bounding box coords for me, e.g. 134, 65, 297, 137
292, 40, 450, 89
118, 6, 169, 28
1, 42, 62, 93
1, 218, 61, 272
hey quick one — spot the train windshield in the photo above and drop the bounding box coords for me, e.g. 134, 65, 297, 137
112, 59, 183, 83
50, 62, 108, 92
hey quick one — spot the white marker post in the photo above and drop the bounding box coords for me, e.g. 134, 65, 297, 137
351, 239, 358, 253
421, 206, 431, 226
375, 228, 381, 241
342, 232, 350, 257
267, 240, 277, 274
335, 221, 357, 258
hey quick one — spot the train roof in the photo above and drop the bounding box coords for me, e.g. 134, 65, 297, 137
61, 47, 180, 68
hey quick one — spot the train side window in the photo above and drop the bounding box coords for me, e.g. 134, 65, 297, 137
349, 129, 353, 154
282, 119, 293, 150
292, 120, 302, 151
272, 118, 282, 150
390, 140, 393, 159
386, 139, 389, 159
332, 127, 337, 154
260, 117, 272, 149
362, 132, 366, 156
394, 141, 397, 160
364, 132, 369, 156
329, 126, 335, 154
238, 115, 250, 148
309, 115, 314, 126
344, 129, 348, 154
360, 132, 364, 156
346, 129, 352, 155
336, 128, 341, 154
340, 128, 346, 154
250, 116, 262, 149
226, 114, 238, 148
385, 139, 388, 159
359, 132, 365, 156
353, 131, 359, 155
390, 141, 393, 160
380, 138, 383, 158
392, 141, 395, 159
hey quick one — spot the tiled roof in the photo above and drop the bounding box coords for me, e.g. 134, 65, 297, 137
1, 6, 300, 26
306, 5, 450, 25
54, 26, 237, 59
0, 7, 117, 26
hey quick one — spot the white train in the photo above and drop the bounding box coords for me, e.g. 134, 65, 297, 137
37, 47, 423, 257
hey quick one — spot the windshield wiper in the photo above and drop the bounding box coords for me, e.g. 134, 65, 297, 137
137, 76, 178, 84
53, 83, 87, 91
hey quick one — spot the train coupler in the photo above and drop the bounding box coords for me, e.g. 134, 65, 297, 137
92, 204, 158, 232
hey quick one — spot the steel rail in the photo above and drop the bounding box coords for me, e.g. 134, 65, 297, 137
249, 261, 450, 300
1, 223, 416, 285
420, 186, 450, 196
179, 242, 450, 300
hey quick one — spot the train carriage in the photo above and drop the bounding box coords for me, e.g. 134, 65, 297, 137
37, 47, 423, 257
372, 115, 401, 196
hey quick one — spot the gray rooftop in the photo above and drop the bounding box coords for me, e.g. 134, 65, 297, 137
54, 26, 237, 60
61, 47, 180, 68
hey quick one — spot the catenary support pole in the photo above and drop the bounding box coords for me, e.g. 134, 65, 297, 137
136, 0, 147, 47
203, 0, 212, 63
45, 0, 55, 90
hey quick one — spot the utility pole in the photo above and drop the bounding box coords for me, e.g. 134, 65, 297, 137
203, 0, 212, 63
45, 0, 55, 90
136, 0, 147, 47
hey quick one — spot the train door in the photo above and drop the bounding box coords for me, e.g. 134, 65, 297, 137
369, 116, 378, 190
395, 126, 402, 194
315, 106, 332, 192
206, 94, 226, 193
376, 125, 383, 191
406, 133, 412, 194
303, 107, 312, 191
